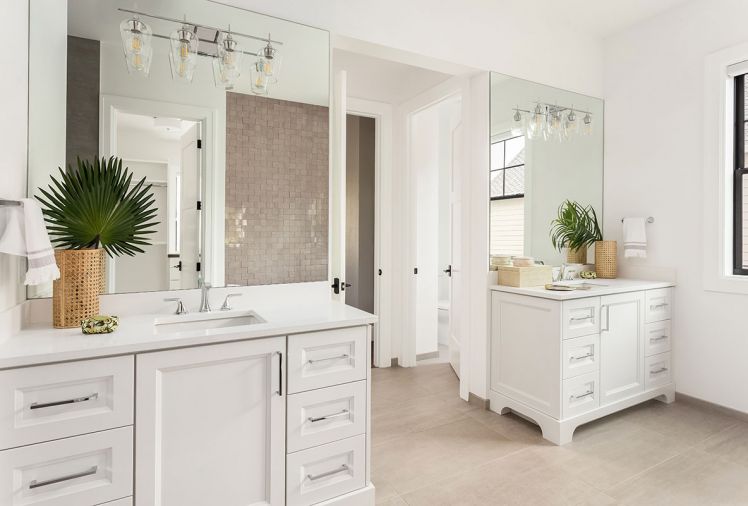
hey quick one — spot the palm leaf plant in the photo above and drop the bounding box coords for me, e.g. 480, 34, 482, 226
549, 200, 602, 253
36, 156, 159, 257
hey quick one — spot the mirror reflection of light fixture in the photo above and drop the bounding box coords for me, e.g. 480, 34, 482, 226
120, 16, 153, 76
257, 34, 282, 83
582, 112, 593, 135
250, 60, 270, 95
511, 102, 592, 141
564, 108, 579, 135
169, 23, 199, 83
511, 107, 523, 136
213, 30, 243, 90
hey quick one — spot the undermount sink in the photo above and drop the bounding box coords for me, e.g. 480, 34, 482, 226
153, 310, 265, 334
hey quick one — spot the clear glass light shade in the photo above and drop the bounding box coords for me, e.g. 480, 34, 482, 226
213, 33, 243, 89
511, 109, 524, 136
250, 60, 270, 95
258, 41, 282, 83
120, 17, 153, 76
169, 26, 199, 83
564, 109, 579, 135
582, 113, 593, 135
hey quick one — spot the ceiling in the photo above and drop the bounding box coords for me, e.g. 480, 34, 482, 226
117, 112, 196, 141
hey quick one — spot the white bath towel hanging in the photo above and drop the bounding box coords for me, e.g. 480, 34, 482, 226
623, 217, 648, 259
0, 199, 60, 285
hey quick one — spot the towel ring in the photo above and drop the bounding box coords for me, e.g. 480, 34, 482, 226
621, 217, 654, 223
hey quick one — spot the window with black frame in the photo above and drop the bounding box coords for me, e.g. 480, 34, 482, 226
490, 135, 525, 200
734, 74, 748, 275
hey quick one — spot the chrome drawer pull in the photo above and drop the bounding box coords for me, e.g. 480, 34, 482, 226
29, 466, 98, 489
29, 393, 99, 410
570, 390, 594, 401
307, 354, 350, 365
308, 409, 349, 423
307, 464, 349, 482
650, 367, 668, 375
650, 335, 668, 343
570, 352, 593, 362
650, 303, 669, 310
569, 315, 593, 322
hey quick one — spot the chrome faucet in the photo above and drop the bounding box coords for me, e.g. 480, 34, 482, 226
199, 283, 212, 313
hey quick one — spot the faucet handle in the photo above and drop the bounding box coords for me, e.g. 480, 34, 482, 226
163, 297, 187, 315
220, 293, 243, 311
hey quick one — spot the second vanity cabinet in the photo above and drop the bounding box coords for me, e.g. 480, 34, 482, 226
489, 282, 675, 445
0, 324, 374, 506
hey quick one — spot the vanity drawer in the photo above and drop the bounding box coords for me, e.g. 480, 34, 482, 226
562, 298, 601, 339
562, 334, 600, 379
645, 320, 671, 356
645, 352, 672, 389
98, 499, 132, 506
0, 356, 134, 450
562, 372, 599, 419
286, 434, 366, 506
288, 326, 367, 394
646, 288, 672, 323
0, 426, 133, 506
287, 381, 366, 453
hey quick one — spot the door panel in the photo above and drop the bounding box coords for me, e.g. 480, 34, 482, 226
136, 338, 285, 506
330, 71, 347, 302
599, 292, 645, 405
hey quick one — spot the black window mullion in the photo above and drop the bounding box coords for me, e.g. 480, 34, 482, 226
734, 74, 747, 274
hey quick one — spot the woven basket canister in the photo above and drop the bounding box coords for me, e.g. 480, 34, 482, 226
566, 247, 587, 264
53, 249, 104, 328
595, 240, 618, 279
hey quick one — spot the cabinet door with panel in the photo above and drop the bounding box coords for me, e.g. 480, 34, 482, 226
599, 292, 645, 405
136, 337, 286, 506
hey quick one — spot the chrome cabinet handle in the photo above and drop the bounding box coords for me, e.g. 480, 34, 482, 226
650, 367, 668, 375
30, 393, 98, 410
570, 352, 593, 362
570, 390, 594, 401
650, 335, 668, 343
601, 305, 610, 332
29, 466, 98, 489
650, 302, 669, 310
307, 354, 350, 365
275, 352, 283, 396
307, 464, 349, 482
308, 409, 349, 423
569, 315, 593, 322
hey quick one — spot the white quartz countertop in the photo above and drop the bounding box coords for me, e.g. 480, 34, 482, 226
490, 278, 675, 300
0, 300, 376, 370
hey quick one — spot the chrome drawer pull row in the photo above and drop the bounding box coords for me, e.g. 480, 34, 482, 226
307, 354, 350, 365
308, 409, 349, 423
569, 352, 593, 362
570, 390, 594, 401
29, 466, 98, 489
650, 302, 669, 310
29, 393, 99, 410
307, 464, 349, 482
650, 335, 668, 343
650, 367, 668, 375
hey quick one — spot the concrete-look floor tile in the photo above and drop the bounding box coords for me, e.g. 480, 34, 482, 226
698, 421, 748, 468
372, 418, 526, 495
465, 407, 549, 445
608, 448, 748, 505
376, 493, 408, 506
372, 377, 433, 410
614, 399, 740, 447
402, 448, 618, 506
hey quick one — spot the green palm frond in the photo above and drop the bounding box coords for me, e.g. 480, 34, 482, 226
550, 200, 603, 252
36, 156, 159, 257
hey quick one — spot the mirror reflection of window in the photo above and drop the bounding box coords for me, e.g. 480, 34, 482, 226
490, 134, 525, 257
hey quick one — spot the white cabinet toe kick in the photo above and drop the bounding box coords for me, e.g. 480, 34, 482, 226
489, 283, 675, 445
0, 323, 375, 506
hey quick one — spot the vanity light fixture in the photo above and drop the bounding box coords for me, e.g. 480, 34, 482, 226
169, 22, 199, 83
213, 29, 243, 90
512, 102, 592, 141
250, 60, 270, 95
257, 34, 282, 83
120, 16, 153, 76
582, 112, 593, 135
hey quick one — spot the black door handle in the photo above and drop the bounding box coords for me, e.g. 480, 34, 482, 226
444, 265, 452, 277
342, 282, 352, 291
331, 277, 340, 294
171, 260, 182, 272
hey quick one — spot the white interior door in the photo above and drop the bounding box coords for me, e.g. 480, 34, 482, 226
179, 123, 201, 289
449, 122, 464, 379
330, 71, 347, 301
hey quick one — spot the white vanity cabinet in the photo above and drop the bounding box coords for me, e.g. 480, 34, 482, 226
0, 320, 375, 506
489, 281, 675, 445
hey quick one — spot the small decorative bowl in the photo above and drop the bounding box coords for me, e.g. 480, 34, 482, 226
81, 315, 119, 335
580, 270, 598, 280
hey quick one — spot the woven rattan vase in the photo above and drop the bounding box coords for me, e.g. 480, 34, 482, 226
595, 240, 618, 279
53, 249, 104, 328
566, 247, 587, 264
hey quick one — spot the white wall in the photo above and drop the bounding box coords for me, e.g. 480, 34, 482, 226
604, 0, 748, 413
0, 1, 29, 312
222, 0, 604, 97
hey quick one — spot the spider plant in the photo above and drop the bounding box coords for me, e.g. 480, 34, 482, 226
36, 156, 159, 257
549, 200, 602, 253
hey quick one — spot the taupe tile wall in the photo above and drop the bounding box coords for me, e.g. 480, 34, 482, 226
225, 92, 329, 286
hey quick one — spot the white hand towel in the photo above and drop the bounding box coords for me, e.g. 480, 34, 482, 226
0, 198, 60, 285
623, 217, 648, 259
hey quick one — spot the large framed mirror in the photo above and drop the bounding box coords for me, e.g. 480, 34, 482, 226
489, 72, 604, 266
27, 0, 330, 297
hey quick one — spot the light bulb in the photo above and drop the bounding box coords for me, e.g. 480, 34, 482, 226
120, 16, 152, 76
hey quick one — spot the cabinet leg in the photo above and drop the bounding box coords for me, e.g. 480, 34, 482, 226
539, 421, 575, 445
656, 388, 676, 404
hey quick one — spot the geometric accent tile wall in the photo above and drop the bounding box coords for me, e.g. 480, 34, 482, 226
225, 92, 329, 286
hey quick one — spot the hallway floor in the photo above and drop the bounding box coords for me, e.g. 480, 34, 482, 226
371, 363, 748, 505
